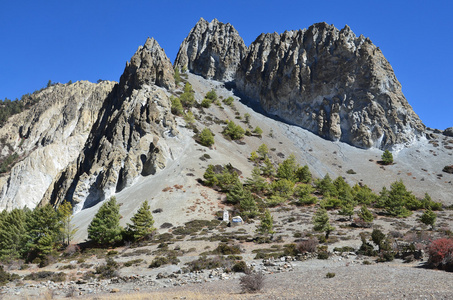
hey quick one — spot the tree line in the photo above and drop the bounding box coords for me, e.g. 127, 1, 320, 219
0, 198, 155, 266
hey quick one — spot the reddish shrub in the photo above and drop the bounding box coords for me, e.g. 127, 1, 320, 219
427, 238, 453, 271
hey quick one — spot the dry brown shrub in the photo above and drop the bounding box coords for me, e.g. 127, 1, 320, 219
240, 271, 265, 293
297, 237, 319, 253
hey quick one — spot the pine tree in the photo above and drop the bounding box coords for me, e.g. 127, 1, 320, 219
127, 200, 156, 241
226, 178, 246, 204
294, 184, 317, 205
358, 206, 374, 223
257, 144, 269, 160
58, 200, 77, 247
249, 151, 260, 163
170, 96, 183, 115
25, 205, 62, 259
315, 174, 338, 197
381, 150, 393, 165
257, 209, 274, 235
88, 197, 123, 246
203, 164, 218, 186
313, 208, 335, 239
420, 209, 436, 230
245, 167, 267, 193
338, 202, 355, 221
0, 208, 28, 259
239, 190, 258, 219
277, 154, 298, 182
296, 165, 312, 183
382, 180, 412, 217
260, 157, 275, 177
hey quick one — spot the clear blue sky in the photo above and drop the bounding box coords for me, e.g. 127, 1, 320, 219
1, 0, 452, 129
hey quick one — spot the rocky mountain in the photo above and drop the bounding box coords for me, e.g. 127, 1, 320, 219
0, 81, 115, 210
0, 19, 449, 215
179, 21, 425, 149
174, 18, 247, 82
40, 38, 178, 211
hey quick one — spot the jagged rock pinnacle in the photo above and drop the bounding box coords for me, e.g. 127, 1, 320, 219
174, 18, 247, 81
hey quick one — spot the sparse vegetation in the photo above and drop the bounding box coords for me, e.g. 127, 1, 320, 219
381, 150, 393, 165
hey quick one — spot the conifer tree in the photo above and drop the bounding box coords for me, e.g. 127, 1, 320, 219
257, 144, 269, 160
0, 208, 28, 259
358, 205, 374, 223
420, 209, 436, 230
257, 209, 274, 236
88, 197, 123, 246
313, 208, 335, 239
296, 165, 312, 183
127, 200, 156, 241
203, 164, 218, 186
226, 178, 246, 204
381, 150, 393, 165
245, 167, 267, 193
260, 157, 276, 177
239, 190, 258, 219
25, 204, 62, 259
58, 200, 77, 246
277, 154, 298, 182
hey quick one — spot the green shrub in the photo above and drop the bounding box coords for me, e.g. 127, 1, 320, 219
24, 271, 66, 282
213, 243, 241, 255
223, 121, 245, 140
253, 126, 263, 137
325, 272, 335, 278
317, 251, 329, 259
381, 150, 393, 165
95, 257, 119, 279
205, 89, 217, 101
232, 260, 248, 273
201, 98, 212, 108
222, 96, 234, 106
123, 259, 143, 267
149, 256, 169, 268
0, 266, 19, 285
420, 209, 437, 229
198, 128, 215, 147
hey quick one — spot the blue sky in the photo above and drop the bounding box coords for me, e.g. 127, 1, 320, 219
1, 0, 452, 129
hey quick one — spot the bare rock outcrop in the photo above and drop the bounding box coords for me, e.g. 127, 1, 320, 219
41, 38, 177, 211
174, 18, 247, 82
235, 23, 425, 149
443, 127, 453, 137
0, 81, 115, 210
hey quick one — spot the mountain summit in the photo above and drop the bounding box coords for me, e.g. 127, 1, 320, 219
174, 18, 247, 82
177, 20, 425, 149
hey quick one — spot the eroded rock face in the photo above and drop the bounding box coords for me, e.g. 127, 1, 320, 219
444, 127, 453, 137
0, 81, 115, 211
174, 18, 247, 82
235, 23, 425, 149
41, 38, 177, 211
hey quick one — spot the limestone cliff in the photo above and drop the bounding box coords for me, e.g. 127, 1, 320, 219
174, 18, 247, 82
235, 23, 425, 149
0, 81, 115, 210
40, 38, 178, 211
